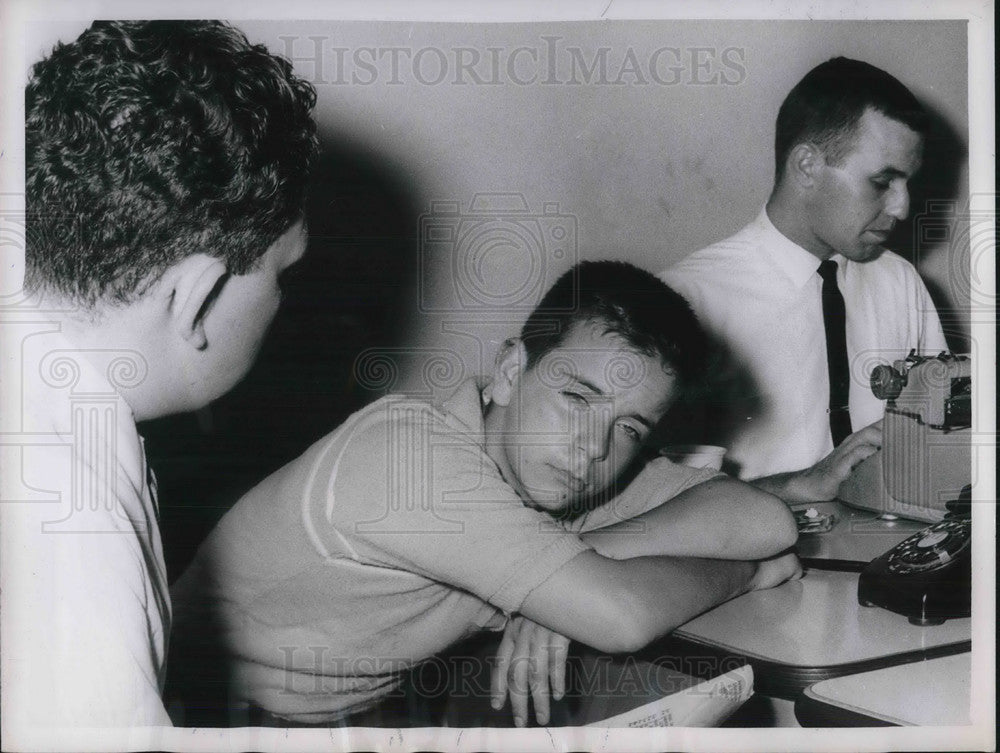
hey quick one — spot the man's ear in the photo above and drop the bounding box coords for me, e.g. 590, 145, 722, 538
161, 254, 229, 351
786, 142, 823, 188
489, 338, 526, 407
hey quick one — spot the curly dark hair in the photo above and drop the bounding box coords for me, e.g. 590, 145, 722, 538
519, 260, 707, 384
774, 57, 928, 183
25, 20, 319, 307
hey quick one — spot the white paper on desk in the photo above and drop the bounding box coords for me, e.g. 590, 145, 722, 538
584, 664, 753, 728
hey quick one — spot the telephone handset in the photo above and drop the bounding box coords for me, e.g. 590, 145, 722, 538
858, 486, 971, 626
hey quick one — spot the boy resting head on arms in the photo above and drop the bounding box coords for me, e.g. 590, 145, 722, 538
169, 260, 799, 726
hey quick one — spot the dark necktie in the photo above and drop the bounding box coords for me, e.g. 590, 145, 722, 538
818, 259, 852, 446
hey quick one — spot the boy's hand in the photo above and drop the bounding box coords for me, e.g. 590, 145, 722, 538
490, 615, 570, 727
749, 552, 803, 591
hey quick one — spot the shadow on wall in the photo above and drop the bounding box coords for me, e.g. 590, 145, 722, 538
647, 328, 761, 480
143, 129, 421, 582
890, 100, 968, 352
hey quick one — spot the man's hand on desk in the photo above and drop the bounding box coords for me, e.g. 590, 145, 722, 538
751, 421, 883, 504
490, 615, 569, 727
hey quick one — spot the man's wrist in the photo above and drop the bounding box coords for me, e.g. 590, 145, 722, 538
781, 470, 816, 503
751, 471, 806, 505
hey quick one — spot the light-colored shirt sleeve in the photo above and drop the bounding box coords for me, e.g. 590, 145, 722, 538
563, 457, 722, 534
310, 404, 593, 616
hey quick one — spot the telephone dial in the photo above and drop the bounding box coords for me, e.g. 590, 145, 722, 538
858, 486, 971, 626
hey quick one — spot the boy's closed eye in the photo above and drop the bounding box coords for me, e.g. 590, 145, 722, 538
616, 421, 643, 442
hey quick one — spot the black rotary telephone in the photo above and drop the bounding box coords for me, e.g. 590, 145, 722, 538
858, 486, 972, 626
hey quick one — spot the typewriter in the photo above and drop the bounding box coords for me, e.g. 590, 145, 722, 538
838, 351, 971, 523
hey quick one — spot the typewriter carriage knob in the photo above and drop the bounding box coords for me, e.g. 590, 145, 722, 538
870, 363, 905, 401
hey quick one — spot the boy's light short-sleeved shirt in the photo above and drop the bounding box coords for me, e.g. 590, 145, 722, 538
170, 379, 716, 723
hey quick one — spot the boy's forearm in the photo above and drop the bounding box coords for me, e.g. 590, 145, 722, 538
579, 477, 797, 561
618, 555, 759, 633
603, 552, 802, 649
520, 552, 760, 654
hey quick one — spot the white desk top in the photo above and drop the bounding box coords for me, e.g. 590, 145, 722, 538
801, 653, 971, 726
793, 500, 927, 562
673, 569, 970, 669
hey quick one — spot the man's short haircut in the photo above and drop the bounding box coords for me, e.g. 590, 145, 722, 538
25, 21, 319, 307
774, 57, 928, 182
520, 260, 707, 384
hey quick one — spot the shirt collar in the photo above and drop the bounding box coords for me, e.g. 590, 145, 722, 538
755, 208, 835, 288
439, 378, 488, 440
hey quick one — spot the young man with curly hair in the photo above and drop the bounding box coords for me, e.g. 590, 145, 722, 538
1, 20, 317, 730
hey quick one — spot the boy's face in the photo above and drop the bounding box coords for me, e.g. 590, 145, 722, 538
488, 320, 677, 513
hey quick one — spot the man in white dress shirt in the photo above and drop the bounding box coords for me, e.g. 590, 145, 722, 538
1, 21, 317, 736
661, 57, 947, 500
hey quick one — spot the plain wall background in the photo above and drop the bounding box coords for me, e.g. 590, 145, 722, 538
234, 19, 970, 394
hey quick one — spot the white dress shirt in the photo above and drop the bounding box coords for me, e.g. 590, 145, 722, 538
661, 209, 947, 480
1, 330, 172, 732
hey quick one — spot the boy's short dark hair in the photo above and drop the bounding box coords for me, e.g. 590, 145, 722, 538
774, 57, 928, 182
520, 260, 706, 383
25, 20, 319, 307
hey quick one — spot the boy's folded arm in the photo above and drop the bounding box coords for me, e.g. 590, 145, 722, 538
518, 549, 765, 654
578, 476, 798, 561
